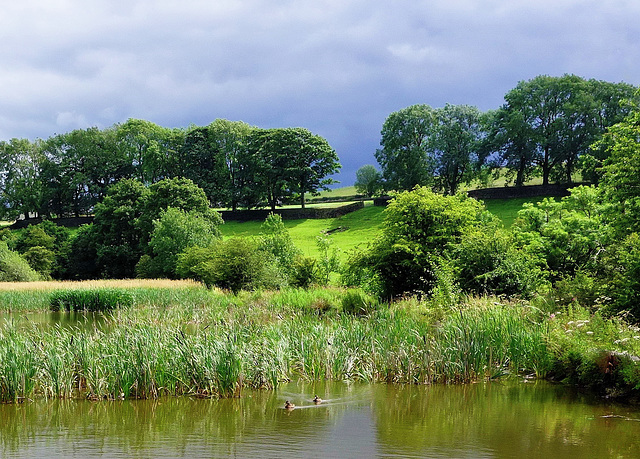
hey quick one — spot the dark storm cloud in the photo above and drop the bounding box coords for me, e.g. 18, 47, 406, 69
1, 0, 639, 184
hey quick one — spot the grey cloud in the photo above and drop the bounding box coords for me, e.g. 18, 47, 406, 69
1, 0, 639, 183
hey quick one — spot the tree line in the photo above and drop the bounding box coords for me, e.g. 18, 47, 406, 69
0, 119, 341, 220
360, 74, 638, 196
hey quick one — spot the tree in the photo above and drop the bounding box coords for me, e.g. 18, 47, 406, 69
375, 104, 436, 192
115, 118, 183, 184
205, 119, 255, 210
431, 104, 484, 195
598, 99, 640, 236
0, 138, 46, 220
248, 127, 340, 209
179, 125, 230, 207
145, 207, 222, 278
354, 165, 383, 197
247, 129, 290, 210
137, 177, 213, 241
344, 187, 493, 299
40, 126, 130, 217
494, 75, 637, 186
90, 179, 149, 278
285, 128, 340, 208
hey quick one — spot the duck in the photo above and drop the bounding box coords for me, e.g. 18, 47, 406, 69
284, 400, 296, 410
313, 395, 323, 404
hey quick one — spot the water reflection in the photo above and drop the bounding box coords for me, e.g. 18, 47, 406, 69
1, 381, 639, 458
0, 311, 108, 332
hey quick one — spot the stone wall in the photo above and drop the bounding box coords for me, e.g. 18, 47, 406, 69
219, 201, 364, 222
467, 184, 581, 200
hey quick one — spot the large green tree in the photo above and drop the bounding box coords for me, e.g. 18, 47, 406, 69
598, 99, 640, 236
115, 118, 183, 184
431, 104, 483, 195
0, 138, 45, 219
375, 104, 436, 192
179, 119, 256, 210
494, 75, 637, 186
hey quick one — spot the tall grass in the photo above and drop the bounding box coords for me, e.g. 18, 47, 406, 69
0, 291, 556, 402
1, 287, 638, 403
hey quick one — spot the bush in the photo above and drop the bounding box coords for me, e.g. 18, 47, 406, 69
0, 241, 41, 282
341, 288, 378, 316
344, 187, 495, 299
452, 230, 547, 299
290, 255, 317, 288
178, 238, 285, 293
49, 289, 134, 312
147, 207, 221, 278
607, 233, 640, 320
258, 213, 301, 277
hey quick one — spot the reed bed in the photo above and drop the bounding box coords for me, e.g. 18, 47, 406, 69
0, 289, 556, 402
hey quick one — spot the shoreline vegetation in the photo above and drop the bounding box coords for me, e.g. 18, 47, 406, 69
1, 283, 639, 404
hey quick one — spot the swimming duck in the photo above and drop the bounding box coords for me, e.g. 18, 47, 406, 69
284, 401, 295, 410
313, 395, 323, 404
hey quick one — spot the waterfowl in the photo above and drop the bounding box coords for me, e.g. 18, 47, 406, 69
313, 395, 323, 404
284, 401, 295, 410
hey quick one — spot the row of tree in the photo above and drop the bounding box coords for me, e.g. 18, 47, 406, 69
371, 74, 638, 195
0, 120, 341, 219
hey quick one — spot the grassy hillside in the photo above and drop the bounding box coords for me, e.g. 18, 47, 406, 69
220, 204, 385, 259
220, 195, 548, 261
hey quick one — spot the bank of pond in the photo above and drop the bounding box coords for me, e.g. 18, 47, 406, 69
1, 283, 640, 405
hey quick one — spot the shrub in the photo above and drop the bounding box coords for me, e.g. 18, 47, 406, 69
178, 238, 285, 293
341, 288, 378, 316
258, 213, 300, 277
49, 289, 134, 312
344, 187, 495, 299
290, 255, 317, 288
147, 207, 222, 278
452, 230, 546, 299
0, 241, 41, 282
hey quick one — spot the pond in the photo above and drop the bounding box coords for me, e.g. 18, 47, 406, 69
1, 380, 639, 458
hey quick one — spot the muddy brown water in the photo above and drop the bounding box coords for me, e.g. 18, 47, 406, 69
1, 380, 639, 458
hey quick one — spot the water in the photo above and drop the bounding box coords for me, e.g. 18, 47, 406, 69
1, 381, 639, 458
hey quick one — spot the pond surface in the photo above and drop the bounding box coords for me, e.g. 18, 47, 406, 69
1, 381, 639, 458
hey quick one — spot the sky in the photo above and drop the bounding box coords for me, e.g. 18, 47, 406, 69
1, 0, 639, 186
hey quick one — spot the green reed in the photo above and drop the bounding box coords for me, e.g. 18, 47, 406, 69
0, 289, 615, 403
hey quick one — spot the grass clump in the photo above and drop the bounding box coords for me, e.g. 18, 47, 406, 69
49, 288, 134, 312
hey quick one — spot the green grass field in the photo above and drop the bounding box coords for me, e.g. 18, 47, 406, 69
220, 204, 385, 259
481, 196, 552, 227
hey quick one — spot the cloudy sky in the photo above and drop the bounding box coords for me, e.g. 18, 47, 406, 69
1, 0, 638, 185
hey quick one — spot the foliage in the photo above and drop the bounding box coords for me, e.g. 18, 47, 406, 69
0, 138, 46, 220
289, 255, 317, 288
315, 231, 340, 286
452, 229, 547, 298
512, 188, 607, 281
598, 99, 640, 236
248, 127, 340, 209
493, 75, 637, 186
49, 288, 134, 312
430, 104, 484, 195
606, 233, 640, 320
0, 240, 41, 282
146, 207, 222, 278
178, 238, 284, 293
258, 213, 301, 277
345, 187, 492, 299
354, 164, 383, 197
375, 104, 484, 194
375, 104, 437, 191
